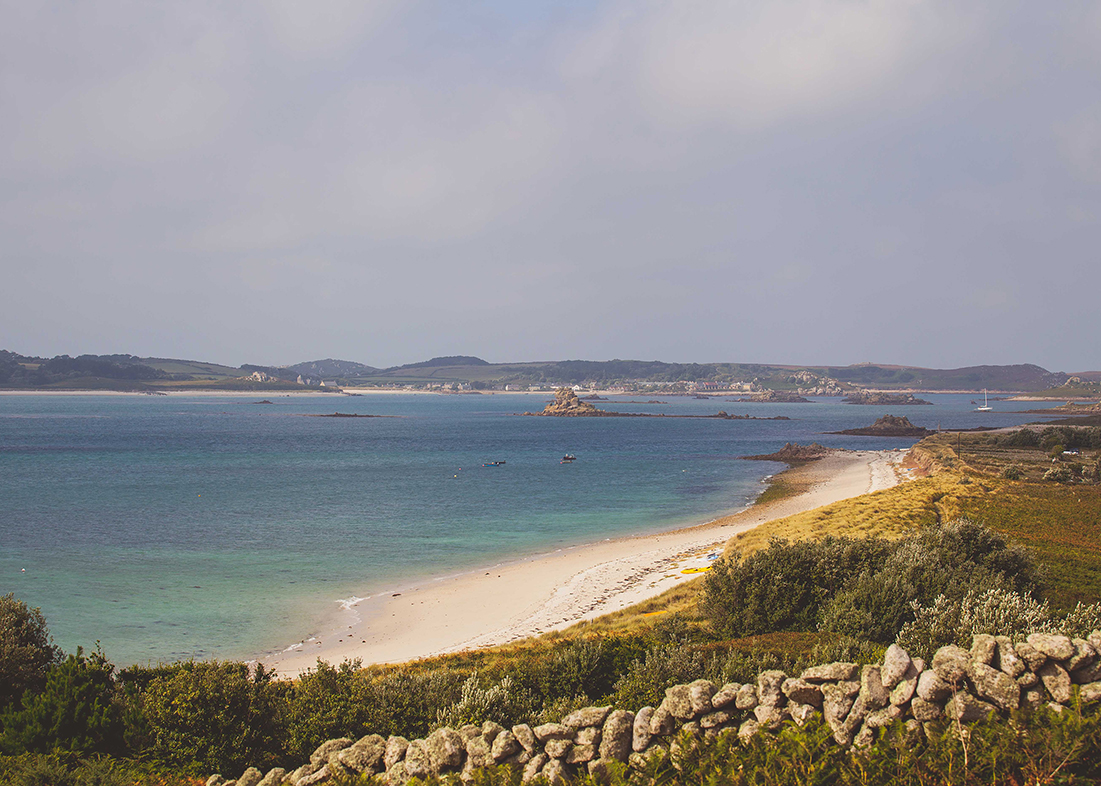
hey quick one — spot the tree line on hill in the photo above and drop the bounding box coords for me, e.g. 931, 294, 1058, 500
1, 348, 1082, 392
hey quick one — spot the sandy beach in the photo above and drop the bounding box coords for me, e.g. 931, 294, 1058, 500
266, 448, 906, 677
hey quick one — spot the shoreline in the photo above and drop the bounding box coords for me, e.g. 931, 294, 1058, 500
264, 448, 907, 678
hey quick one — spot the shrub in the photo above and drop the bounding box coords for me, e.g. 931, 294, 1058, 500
1001, 428, 1039, 448
507, 636, 646, 713
140, 661, 283, 774
0, 754, 191, 786
1062, 601, 1101, 638
817, 520, 1040, 644
1001, 464, 1024, 480
1043, 465, 1073, 483
700, 536, 891, 638
0, 594, 62, 711
611, 643, 711, 711
362, 668, 466, 739
281, 660, 375, 762
896, 588, 1101, 660
0, 648, 123, 757
436, 672, 535, 729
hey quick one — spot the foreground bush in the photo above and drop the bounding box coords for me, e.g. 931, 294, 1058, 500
0, 594, 62, 712
140, 662, 284, 775
702, 520, 1041, 646
0, 648, 122, 757
0, 753, 197, 786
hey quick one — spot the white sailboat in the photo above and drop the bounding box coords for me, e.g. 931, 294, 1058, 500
976, 389, 992, 412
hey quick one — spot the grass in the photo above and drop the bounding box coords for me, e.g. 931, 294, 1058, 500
943, 481, 1101, 610
751, 475, 803, 507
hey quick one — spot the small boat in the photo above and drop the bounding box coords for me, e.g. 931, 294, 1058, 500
561, 454, 576, 462
482, 461, 506, 467
976, 389, 992, 412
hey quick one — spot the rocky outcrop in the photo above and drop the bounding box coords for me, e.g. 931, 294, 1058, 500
743, 443, 837, 463
843, 391, 932, 405
522, 389, 790, 420
732, 390, 813, 403
830, 415, 932, 437
526, 388, 617, 417
210, 632, 1101, 786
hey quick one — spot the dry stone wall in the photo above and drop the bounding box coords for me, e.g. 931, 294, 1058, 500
207, 631, 1101, 786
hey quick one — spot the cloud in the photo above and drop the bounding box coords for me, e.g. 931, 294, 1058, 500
261, 0, 403, 59
563, 0, 974, 130
0, 1, 1098, 370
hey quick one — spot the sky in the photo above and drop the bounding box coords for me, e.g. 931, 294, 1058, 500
2, 1, 1099, 372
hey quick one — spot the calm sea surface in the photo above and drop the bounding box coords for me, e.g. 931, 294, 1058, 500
0, 392, 1059, 665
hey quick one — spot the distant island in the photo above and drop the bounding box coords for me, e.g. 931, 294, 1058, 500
842, 391, 933, 405
522, 389, 789, 420
728, 390, 813, 403
829, 415, 933, 437
307, 412, 387, 418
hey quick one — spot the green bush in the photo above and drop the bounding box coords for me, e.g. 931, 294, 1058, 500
0, 754, 192, 786
280, 659, 377, 761
611, 644, 712, 711
0, 649, 123, 757
700, 535, 892, 638
818, 519, 1040, 644
0, 594, 62, 711
1001, 464, 1024, 480
1000, 428, 1039, 448
701, 521, 1040, 647
897, 588, 1101, 660
140, 661, 283, 774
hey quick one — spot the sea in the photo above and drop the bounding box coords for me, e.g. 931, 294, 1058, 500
0, 391, 1061, 666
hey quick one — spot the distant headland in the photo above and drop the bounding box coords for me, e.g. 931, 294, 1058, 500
1, 349, 1096, 398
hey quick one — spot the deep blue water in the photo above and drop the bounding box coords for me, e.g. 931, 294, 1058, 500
0, 392, 1060, 665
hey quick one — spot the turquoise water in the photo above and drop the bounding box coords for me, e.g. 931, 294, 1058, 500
0, 392, 1058, 665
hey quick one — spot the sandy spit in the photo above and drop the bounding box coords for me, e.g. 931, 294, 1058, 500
265, 449, 905, 678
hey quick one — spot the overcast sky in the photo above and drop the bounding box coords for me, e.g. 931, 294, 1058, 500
2, 1, 1099, 371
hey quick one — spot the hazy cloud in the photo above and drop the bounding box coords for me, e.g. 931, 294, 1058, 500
1, 1, 1097, 370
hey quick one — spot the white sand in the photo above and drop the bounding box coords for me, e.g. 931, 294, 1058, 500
266, 449, 906, 677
